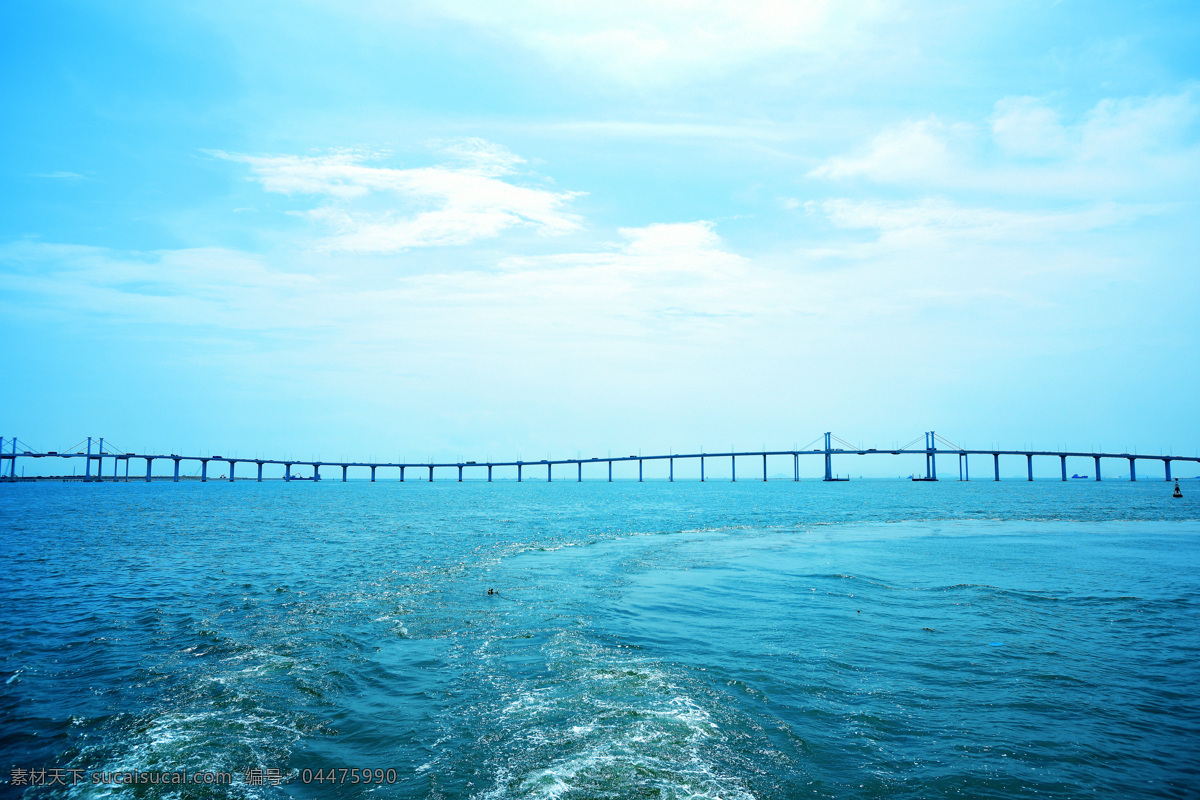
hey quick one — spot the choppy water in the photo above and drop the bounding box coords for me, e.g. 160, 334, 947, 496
2, 480, 1198, 799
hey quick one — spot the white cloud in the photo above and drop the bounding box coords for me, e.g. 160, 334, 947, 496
791, 196, 1148, 320
808, 116, 970, 184
476, 221, 761, 328
405, 0, 892, 86
213, 141, 582, 253
809, 88, 1200, 198
990, 97, 1070, 158
1080, 91, 1199, 160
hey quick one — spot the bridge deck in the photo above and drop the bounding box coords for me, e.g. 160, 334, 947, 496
2, 435, 1196, 483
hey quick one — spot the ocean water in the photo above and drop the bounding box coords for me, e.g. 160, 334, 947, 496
1, 479, 1198, 799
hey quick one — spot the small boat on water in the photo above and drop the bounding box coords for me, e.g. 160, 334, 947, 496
910, 476, 937, 482
1071, 474, 1089, 479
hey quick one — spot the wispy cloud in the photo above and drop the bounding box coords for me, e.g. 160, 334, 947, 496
0, 242, 317, 330
212, 140, 583, 253
816, 198, 1148, 242
5, 207, 1106, 363
31, 171, 88, 180
0, 222, 755, 338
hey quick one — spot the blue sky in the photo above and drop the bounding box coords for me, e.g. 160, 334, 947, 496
2, 0, 1198, 471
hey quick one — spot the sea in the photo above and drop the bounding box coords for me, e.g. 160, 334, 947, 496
1, 479, 1198, 799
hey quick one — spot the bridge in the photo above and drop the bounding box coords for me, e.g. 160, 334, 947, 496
1, 433, 1195, 484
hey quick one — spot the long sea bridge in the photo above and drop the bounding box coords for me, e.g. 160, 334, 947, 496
1, 433, 1195, 483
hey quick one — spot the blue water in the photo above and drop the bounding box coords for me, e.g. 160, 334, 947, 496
2, 480, 1198, 799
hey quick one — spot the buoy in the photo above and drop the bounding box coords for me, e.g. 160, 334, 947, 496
1174, 480, 1182, 498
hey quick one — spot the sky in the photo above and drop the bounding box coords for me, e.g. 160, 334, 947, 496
2, 0, 1199, 474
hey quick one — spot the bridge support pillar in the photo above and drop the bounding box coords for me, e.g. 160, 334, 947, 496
731, 455, 736, 482
229, 461, 235, 482
607, 461, 611, 482
258, 461, 263, 482
1061, 455, 1067, 482
145, 457, 153, 482
400, 466, 405, 482
994, 453, 1000, 481
548, 463, 552, 482
1094, 456, 1101, 481
428, 466, 433, 482
1026, 454, 1033, 481
700, 456, 705, 482
201, 460, 208, 482
578, 461, 582, 482
370, 465, 376, 482
458, 465, 463, 482
794, 453, 799, 482
342, 465, 348, 482
1165, 459, 1172, 481
669, 457, 673, 482
824, 433, 833, 481
639, 460, 643, 482
518, 463, 522, 482
763, 453, 768, 482
285, 463, 291, 482
1128, 458, 1136, 481
173, 458, 180, 482
313, 464, 320, 482
488, 465, 493, 482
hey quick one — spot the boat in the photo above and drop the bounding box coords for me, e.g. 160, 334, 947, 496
910, 476, 937, 482
1071, 474, 1088, 479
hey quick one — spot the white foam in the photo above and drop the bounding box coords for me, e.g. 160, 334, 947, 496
478, 633, 756, 800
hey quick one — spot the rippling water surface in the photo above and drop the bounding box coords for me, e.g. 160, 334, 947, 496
2, 479, 1198, 798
